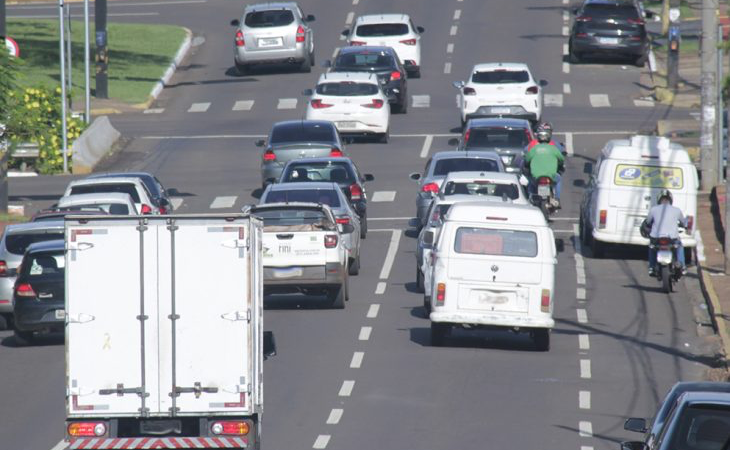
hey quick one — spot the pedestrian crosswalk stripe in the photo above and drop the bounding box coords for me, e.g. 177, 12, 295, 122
589, 94, 610, 108
210, 196, 237, 209
371, 191, 396, 202
188, 102, 211, 113
233, 100, 255, 111
170, 198, 184, 210
144, 108, 164, 114
544, 94, 563, 107
277, 98, 298, 110
412, 95, 430, 108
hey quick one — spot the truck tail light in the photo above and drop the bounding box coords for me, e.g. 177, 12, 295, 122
349, 184, 363, 201
235, 30, 245, 47
541, 289, 550, 313
296, 25, 306, 42
598, 209, 607, 229
421, 182, 439, 193
68, 422, 107, 437
140, 204, 153, 215
436, 283, 446, 304
686, 215, 694, 233
0, 260, 7, 276
526, 85, 539, 95
324, 234, 338, 248
263, 150, 276, 161
211, 421, 250, 436
16, 283, 36, 298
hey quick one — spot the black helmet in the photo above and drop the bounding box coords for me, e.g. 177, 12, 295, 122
536, 128, 552, 143
657, 189, 673, 204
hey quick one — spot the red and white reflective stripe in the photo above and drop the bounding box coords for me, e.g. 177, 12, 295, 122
68, 437, 248, 449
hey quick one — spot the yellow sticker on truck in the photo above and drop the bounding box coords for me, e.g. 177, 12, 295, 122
613, 164, 683, 189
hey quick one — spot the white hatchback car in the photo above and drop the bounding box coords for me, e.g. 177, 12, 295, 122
304, 72, 391, 142
453, 62, 546, 127
57, 193, 138, 215
439, 171, 530, 204
342, 14, 424, 78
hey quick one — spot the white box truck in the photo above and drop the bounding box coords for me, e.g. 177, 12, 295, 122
63, 215, 272, 450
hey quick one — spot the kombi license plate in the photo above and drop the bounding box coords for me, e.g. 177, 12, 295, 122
273, 267, 303, 279
258, 37, 283, 47
337, 121, 357, 129
478, 292, 510, 304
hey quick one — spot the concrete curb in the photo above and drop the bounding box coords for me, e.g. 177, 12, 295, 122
696, 247, 730, 366
71, 116, 121, 174
139, 27, 193, 110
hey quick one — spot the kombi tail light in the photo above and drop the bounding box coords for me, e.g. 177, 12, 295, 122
0, 260, 7, 276
349, 184, 363, 201
525, 85, 539, 95
263, 150, 276, 161
541, 289, 550, 313
296, 26, 306, 42
211, 421, 250, 436
686, 216, 694, 233
68, 422, 107, 437
399, 38, 417, 45
329, 147, 343, 157
140, 204, 153, 215
235, 30, 245, 47
15, 283, 36, 298
361, 99, 384, 109
324, 234, 338, 248
390, 71, 402, 81
421, 182, 439, 194
310, 99, 334, 109
463, 87, 476, 95
598, 210, 607, 229
436, 283, 446, 305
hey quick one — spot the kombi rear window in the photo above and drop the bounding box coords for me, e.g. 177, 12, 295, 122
613, 164, 683, 189
454, 227, 537, 257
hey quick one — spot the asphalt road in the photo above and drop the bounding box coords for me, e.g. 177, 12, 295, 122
1, 1, 714, 450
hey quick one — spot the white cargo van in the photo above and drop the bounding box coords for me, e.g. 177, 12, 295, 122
579, 135, 698, 257
64, 215, 270, 450
423, 202, 556, 351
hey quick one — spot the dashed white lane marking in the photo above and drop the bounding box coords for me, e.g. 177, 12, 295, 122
589, 94, 611, 108
579, 391, 591, 409
563, 62, 570, 74
144, 108, 164, 114
345, 11, 354, 25
577, 308, 588, 323
340, 34, 346, 41
352, 0, 359, 4
577, 287, 586, 300
444, 62, 452, 74
170, 198, 184, 210
579, 421, 593, 438
563, 10, 570, 21
579, 334, 590, 350
350, 351, 364, 368
577, 268, 586, 285
562, 0, 568, 4
339, 380, 355, 397
313, 434, 331, 449
581, 447, 595, 450
453, 9, 461, 20
277, 98, 298, 109
372, 191, 397, 202
326, 409, 343, 425
563, 83, 571, 94
332, 47, 340, 59
580, 359, 592, 379
450, 25, 458, 35
563, 43, 569, 55
633, 99, 655, 107
359, 326, 372, 341
232, 100, 254, 111
446, 43, 454, 53
379, 229, 403, 279
188, 102, 211, 113
697, 231, 706, 262
412, 95, 430, 108
327, 408, 344, 425
420, 134, 434, 158
565, 131, 574, 156
210, 196, 237, 209
544, 94, 564, 107
367, 304, 380, 318
562, 25, 569, 36
375, 282, 386, 295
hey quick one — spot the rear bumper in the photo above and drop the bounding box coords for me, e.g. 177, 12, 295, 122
465, 110, 538, 124
430, 311, 554, 329
592, 229, 697, 248
264, 263, 345, 288
571, 37, 647, 57
306, 112, 388, 135
67, 437, 251, 450
13, 301, 65, 332
235, 45, 308, 65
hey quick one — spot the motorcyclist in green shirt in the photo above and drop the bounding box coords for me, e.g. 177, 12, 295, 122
524, 126, 565, 208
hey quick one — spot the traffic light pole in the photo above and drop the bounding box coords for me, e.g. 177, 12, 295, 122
0, 0, 6, 40
94, 0, 108, 99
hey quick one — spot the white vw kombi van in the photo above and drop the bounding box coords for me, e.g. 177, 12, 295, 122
579, 135, 698, 258
423, 202, 557, 351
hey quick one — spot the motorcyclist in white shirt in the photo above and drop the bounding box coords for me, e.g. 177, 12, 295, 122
643, 189, 688, 276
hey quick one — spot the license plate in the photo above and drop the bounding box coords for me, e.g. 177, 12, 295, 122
538, 185, 551, 196
258, 37, 282, 47
54, 309, 65, 320
491, 107, 511, 114
598, 37, 620, 45
273, 267, 303, 279
479, 293, 510, 304
337, 121, 357, 129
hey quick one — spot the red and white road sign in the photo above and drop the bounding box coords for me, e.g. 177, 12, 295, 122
5, 37, 20, 58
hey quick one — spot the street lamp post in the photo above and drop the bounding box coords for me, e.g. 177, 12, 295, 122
84, 0, 90, 123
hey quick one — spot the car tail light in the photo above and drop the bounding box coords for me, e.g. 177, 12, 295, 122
324, 234, 338, 248
537, 177, 551, 185
0, 260, 7, 277
16, 283, 36, 298
158, 205, 168, 215
140, 204, 153, 215
436, 283, 446, 304
686, 216, 694, 233
463, 129, 471, 143
68, 422, 107, 437
526, 85, 539, 95
576, 16, 591, 22
336, 217, 350, 225
310, 99, 333, 109
211, 421, 250, 436
350, 40, 366, 46
235, 30, 245, 47
463, 87, 476, 95
263, 150, 276, 161
628, 18, 645, 25
576, 32, 588, 38
421, 182, 439, 193
296, 25, 306, 42
329, 147, 343, 157
399, 38, 417, 45
598, 209, 607, 229
541, 289, 550, 313
390, 71, 402, 81
362, 99, 384, 109
349, 184, 363, 201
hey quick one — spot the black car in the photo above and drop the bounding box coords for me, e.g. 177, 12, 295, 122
451, 118, 535, 173
12, 239, 65, 345
568, 0, 651, 66
87, 172, 174, 214
277, 157, 374, 238
327, 46, 408, 113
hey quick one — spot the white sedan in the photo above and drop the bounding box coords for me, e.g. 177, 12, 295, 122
453, 62, 546, 127
304, 72, 391, 143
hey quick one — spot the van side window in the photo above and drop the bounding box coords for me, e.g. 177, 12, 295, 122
454, 227, 538, 258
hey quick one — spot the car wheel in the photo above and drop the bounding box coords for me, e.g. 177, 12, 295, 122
235, 61, 250, 75
416, 267, 425, 293
360, 214, 368, 239
14, 329, 34, 346
300, 56, 312, 73
460, 116, 466, 130
309, 51, 315, 67
430, 322, 449, 346
379, 129, 389, 144
568, 45, 581, 64
348, 254, 360, 276
398, 98, 408, 114
590, 232, 604, 258
0, 313, 11, 331
328, 282, 346, 309
635, 53, 648, 67
533, 329, 550, 351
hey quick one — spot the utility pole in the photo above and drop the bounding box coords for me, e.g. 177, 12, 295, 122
65, 2, 72, 105
59, 0, 69, 173
700, 0, 719, 191
83, 0, 90, 123
1, 0, 8, 216
94, 0, 108, 99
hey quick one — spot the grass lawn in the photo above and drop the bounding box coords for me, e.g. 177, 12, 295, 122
7, 19, 186, 104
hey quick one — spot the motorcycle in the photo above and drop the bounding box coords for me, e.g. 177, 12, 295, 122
650, 236, 683, 293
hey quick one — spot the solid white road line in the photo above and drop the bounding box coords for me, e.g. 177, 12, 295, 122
565, 131, 574, 156
359, 326, 372, 341
450, 25, 458, 35
563, 62, 570, 74
579, 334, 590, 350
563, 83, 571, 94
350, 352, 364, 369
577, 308, 588, 323
579, 391, 591, 409
589, 94, 611, 108
13, 12, 159, 18
345, 11, 354, 25
369, 217, 411, 221
544, 94, 564, 107
444, 62, 452, 74
446, 43, 454, 53
170, 198, 184, 210
453, 9, 461, 20
313, 435, 331, 449
327, 409, 344, 425
371, 191, 397, 202
579, 421, 593, 437
188, 102, 211, 113
577, 287, 586, 300
277, 98, 298, 109
232, 100, 254, 111
375, 282, 386, 295
367, 304, 380, 318
420, 134, 434, 158
339, 380, 355, 397
379, 229, 402, 279
633, 99, 655, 107
144, 108, 164, 114
412, 95, 430, 108
580, 359, 592, 379
210, 196, 237, 209
12, 0, 205, 7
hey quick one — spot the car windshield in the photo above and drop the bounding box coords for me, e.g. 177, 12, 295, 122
283, 162, 356, 184
664, 404, 730, 450
69, 184, 141, 203
6, 231, 64, 255
355, 23, 409, 36
454, 227, 538, 257
583, 4, 640, 19
466, 128, 530, 148
270, 124, 335, 144
23, 252, 65, 279
316, 82, 379, 96
472, 70, 529, 84
244, 10, 295, 27
433, 158, 500, 176
442, 181, 519, 200
335, 52, 395, 71
264, 189, 341, 208
255, 208, 335, 230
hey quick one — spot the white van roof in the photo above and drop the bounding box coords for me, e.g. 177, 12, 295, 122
601, 135, 691, 164
444, 202, 547, 227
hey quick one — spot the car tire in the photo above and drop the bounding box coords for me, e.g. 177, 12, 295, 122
235, 61, 250, 75
360, 214, 368, 239
590, 232, 604, 258
309, 51, 315, 67
568, 44, 581, 64
423, 295, 431, 313
379, 129, 389, 144
533, 329, 550, 351
300, 56, 312, 73
460, 117, 466, 130
14, 329, 34, 346
348, 254, 360, 276
430, 322, 449, 346
398, 98, 408, 114
416, 267, 425, 293
635, 53, 648, 68
329, 282, 346, 309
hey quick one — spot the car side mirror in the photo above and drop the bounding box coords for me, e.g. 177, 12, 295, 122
621, 442, 646, 450
363, 174, 374, 182
341, 29, 350, 37
263, 331, 277, 359
302, 88, 313, 96
322, 60, 332, 68
339, 223, 355, 234
306, 14, 316, 22
409, 172, 422, 181
624, 418, 648, 434
230, 19, 240, 27
448, 138, 460, 146
417, 26, 425, 33
555, 238, 565, 253
539, 79, 548, 87
255, 139, 266, 147
583, 162, 593, 174
452, 81, 465, 89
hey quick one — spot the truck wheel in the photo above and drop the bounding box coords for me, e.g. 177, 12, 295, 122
348, 254, 360, 276
329, 283, 345, 309
430, 322, 449, 346
14, 329, 34, 346
533, 329, 550, 351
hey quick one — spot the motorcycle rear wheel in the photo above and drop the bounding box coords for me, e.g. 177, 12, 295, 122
661, 266, 673, 293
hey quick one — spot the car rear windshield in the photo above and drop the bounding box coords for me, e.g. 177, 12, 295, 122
472, 70, 529, 84
283, 162, 356, 184
255, 208, 335, 229
270, 124, 335, 144
316, 82, 379, 96
454, 228, 538, 257
335, 52, 395, 71
433, 158, 500, 176
665, 404, 730, 450
355, 23, 409, 37
60, 203, 130, 215
264, 189, 341, 208
442, 181, 519, 200
582, 4, 640, 19
244, 10, 295, 28
23, 252, 65, 279
69, 184, 141, 203
5, 231, 64, 255
466, 128, 530, 149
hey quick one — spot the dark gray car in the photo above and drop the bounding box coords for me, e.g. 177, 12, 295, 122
452, 117, 534, 173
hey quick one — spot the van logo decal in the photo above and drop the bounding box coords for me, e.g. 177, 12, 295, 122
491, 265, 499, 273
618, 167, 641, 180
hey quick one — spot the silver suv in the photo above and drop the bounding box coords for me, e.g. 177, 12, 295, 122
231, 2, 316, 74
